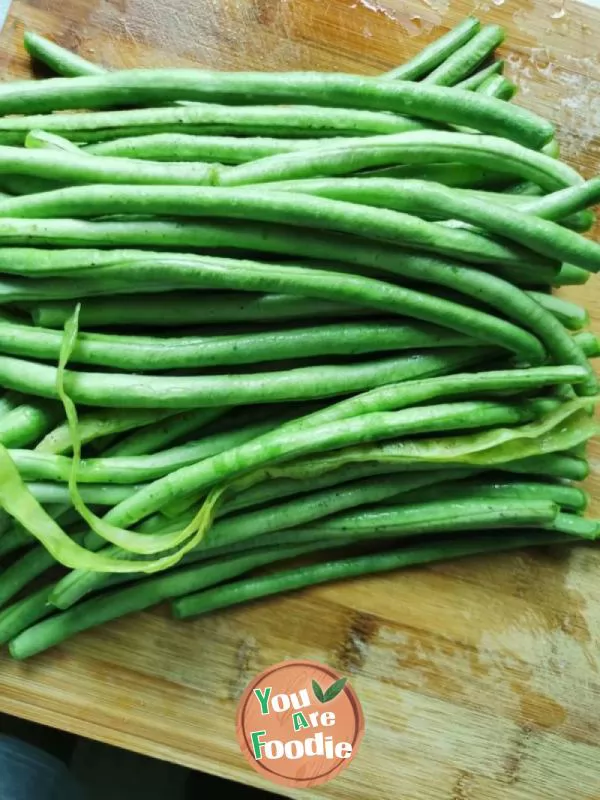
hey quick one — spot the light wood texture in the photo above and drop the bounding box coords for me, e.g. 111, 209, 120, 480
0, 1, 599, 798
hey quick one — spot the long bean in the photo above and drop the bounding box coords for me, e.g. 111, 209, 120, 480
24, 32, 105, 77
31, 292, 372, 329
383, 479, 588, 512
423, 25, 505, 86
0, 71, 553, 147
384, 17, 481, 80
0, 105, 429, 146
170, 531, 570, 622
0, 317, 477, 371
0, 186, 556, 272
0, 350, 500, 409
220, 132, 578, 190
526, 292, 589, 331
0, 531, 86, 610
27, 481, 142, 506
86, 134, 341, 163
456, 61, 503, 90
0, 146, 215, 186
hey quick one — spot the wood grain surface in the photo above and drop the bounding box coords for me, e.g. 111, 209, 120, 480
0, 1, 599, 798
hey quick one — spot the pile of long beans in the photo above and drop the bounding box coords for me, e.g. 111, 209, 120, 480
0, 17, 598, 659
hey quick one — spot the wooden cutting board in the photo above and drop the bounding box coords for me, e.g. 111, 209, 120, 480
0, 1, 599, 798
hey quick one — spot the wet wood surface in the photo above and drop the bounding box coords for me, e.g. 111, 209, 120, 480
0, 1, 599, 797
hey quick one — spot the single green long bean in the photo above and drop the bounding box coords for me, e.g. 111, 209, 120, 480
282, 498, 558, 538
86, 134, 341, 163
0, 145, 215, 186
24, 31, 105, 77
383, 479, 588, 512
527, 292, 589, 331
0, 317, 477, 371
0, 350, 498, 409
220, 132, 578, 190
31, 292, 371, 329
0, 104, 429, 146
0, 70, 553, 147
456, 60, 503, 90
545, 513, 599, 540
170, 531, 570, 621
26, 481, 143, 506
556, 264, 590, 286
384, 17, 481, 80
423, 25, 505, 86
508, 453, 589, 481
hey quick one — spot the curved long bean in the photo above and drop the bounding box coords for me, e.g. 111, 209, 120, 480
0, 146, 216, 186
0, 317, 478, 371
0, 104, 429, 146
220, 132, 578, 190
24, 31, 105, 77
526, 292, 589, 331
86, 134, 338, 162
384, 17, 481, 80
0, 71, 553, 147
0, 348, 498, 411
423, 25, 504, 86
32, 292, 372, 329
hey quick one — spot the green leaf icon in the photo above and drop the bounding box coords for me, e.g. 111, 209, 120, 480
312, 679, 326, 703
323, 677, 348, 703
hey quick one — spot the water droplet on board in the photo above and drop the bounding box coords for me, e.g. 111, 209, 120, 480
491, 0, 505, 6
